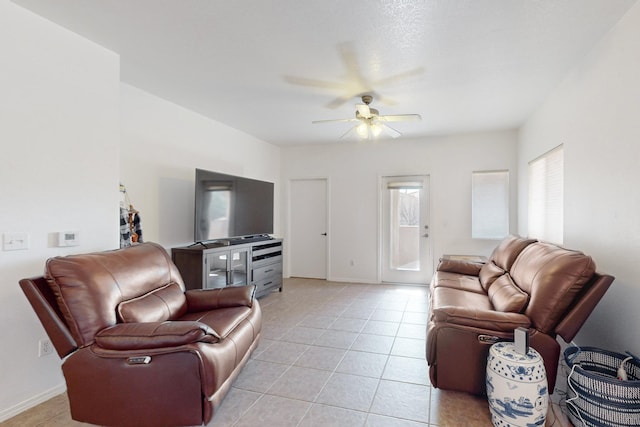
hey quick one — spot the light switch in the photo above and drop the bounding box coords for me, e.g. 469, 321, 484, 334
3, 232, 29, 251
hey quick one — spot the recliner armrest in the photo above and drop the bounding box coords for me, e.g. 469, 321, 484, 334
554, 272, 614, 342
95, 321, 219, 350
185, 285, 256, 312
436, 259, 482, 276
433, 306, 531, 332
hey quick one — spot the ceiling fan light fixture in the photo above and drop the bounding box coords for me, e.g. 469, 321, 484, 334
313, 95, 420, 141
370, 123, 383, 137
356, 122, 369, 138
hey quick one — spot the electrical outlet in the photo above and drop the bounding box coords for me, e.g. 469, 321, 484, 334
38, 339, 53, 357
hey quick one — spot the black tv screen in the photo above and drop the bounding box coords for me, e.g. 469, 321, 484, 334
194, 169, 274, 242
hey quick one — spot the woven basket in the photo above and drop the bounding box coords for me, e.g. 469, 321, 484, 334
564, 346, 640, 427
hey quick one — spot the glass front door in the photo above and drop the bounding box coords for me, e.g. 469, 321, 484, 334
381, 175, 432, 284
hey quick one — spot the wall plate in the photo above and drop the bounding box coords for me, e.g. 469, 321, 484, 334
3, 232, 29, 251
58, 231, 80, 247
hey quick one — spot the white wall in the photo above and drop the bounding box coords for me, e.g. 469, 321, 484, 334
119, 84, 282, 248
519, 2, 640, 354
0, 1, 120, 420
281, 129, 519, 283
0, 2, 281, 420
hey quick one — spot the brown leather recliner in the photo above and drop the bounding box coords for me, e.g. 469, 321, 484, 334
20, 242, 262, 427
427, 235, 614, 395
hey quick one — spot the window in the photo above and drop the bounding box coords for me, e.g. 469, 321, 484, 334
387, 180, 423, 271
472, 170, 509, 239
528, 145, 564, 244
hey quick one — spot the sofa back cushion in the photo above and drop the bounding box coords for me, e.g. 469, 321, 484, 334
45, 242, 186, 347
479, 261, 506, 292
118, 282, 187, 323
487, 274, 529, 313
510, 242, 596, 334
489, 235, 537, 271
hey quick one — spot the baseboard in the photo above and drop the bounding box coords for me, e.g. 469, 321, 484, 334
328, 276, 379, 284
0, 383, 66, 422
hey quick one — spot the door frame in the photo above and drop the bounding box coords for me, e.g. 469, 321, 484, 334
286, 176, 331, 280
377, 173, 433, 284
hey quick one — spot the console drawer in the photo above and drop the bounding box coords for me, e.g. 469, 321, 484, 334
253, 263, 282, 282
254, 276, 282, 294
252, 254, 282, 269
253, 243, 282, 258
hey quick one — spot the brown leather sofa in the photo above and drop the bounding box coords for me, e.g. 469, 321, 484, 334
19, 242, 262, 427
427, 235, 614, 395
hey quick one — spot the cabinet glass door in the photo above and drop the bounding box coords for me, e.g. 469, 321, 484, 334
205, 252, 229, 289
205, 247, 249, 289
229, 248, 249, 286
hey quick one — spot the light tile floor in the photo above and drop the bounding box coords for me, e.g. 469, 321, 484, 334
2, 278, 572, 427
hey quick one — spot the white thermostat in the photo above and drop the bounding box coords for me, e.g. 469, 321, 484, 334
58, 231, 80, 247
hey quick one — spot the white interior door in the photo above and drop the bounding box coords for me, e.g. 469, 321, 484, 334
381, 175, 432, 284
289, 178, 328, 279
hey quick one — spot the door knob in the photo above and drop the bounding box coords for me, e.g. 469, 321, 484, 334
321, 233, 327, 236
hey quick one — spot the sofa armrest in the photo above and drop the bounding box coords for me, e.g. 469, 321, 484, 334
185, 285, 255, 312
436, 259, 482, 276
95, 321, 219, 350
554, 272, 615, 342
432, 306, 531, 332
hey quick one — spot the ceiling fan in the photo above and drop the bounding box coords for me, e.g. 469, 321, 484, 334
312, 95, 421, 140
284, 42, 425, 110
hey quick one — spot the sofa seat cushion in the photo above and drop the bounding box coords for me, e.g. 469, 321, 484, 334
180, 306, 252, 339
487, 274, 529, 313
431, 287, 530, 332
95, 321, 219, 350
432, 271, 485, 294
118, 282, 187, 323
432, 287, 492, 312
430, 305, 531, 332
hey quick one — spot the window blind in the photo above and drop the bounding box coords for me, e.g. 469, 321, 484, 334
472, 170, 509, 239
528, 145, 564, 244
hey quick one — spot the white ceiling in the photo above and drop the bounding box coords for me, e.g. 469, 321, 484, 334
12, 0, 637, 145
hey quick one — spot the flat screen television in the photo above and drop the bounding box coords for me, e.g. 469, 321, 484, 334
194, 168, 274, 243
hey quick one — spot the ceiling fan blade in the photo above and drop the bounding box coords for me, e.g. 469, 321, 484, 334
372, 93, 397, 106
372, 67, 426, 87
381, 123, 402, 139
312, 118, 358, 124
338, 43, 362, 79
283, 75, 345, 90
326, 95, 355, 109
339, 126, 361, 140
356, 104, 371, 118
337, 42, 373, 92
323, 43, 377, 109
378, 114, 422, 122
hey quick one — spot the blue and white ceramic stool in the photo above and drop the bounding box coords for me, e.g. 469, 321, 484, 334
486, 342, 548, 427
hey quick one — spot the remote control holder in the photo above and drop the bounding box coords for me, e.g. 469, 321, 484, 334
514, 327, 529, 355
